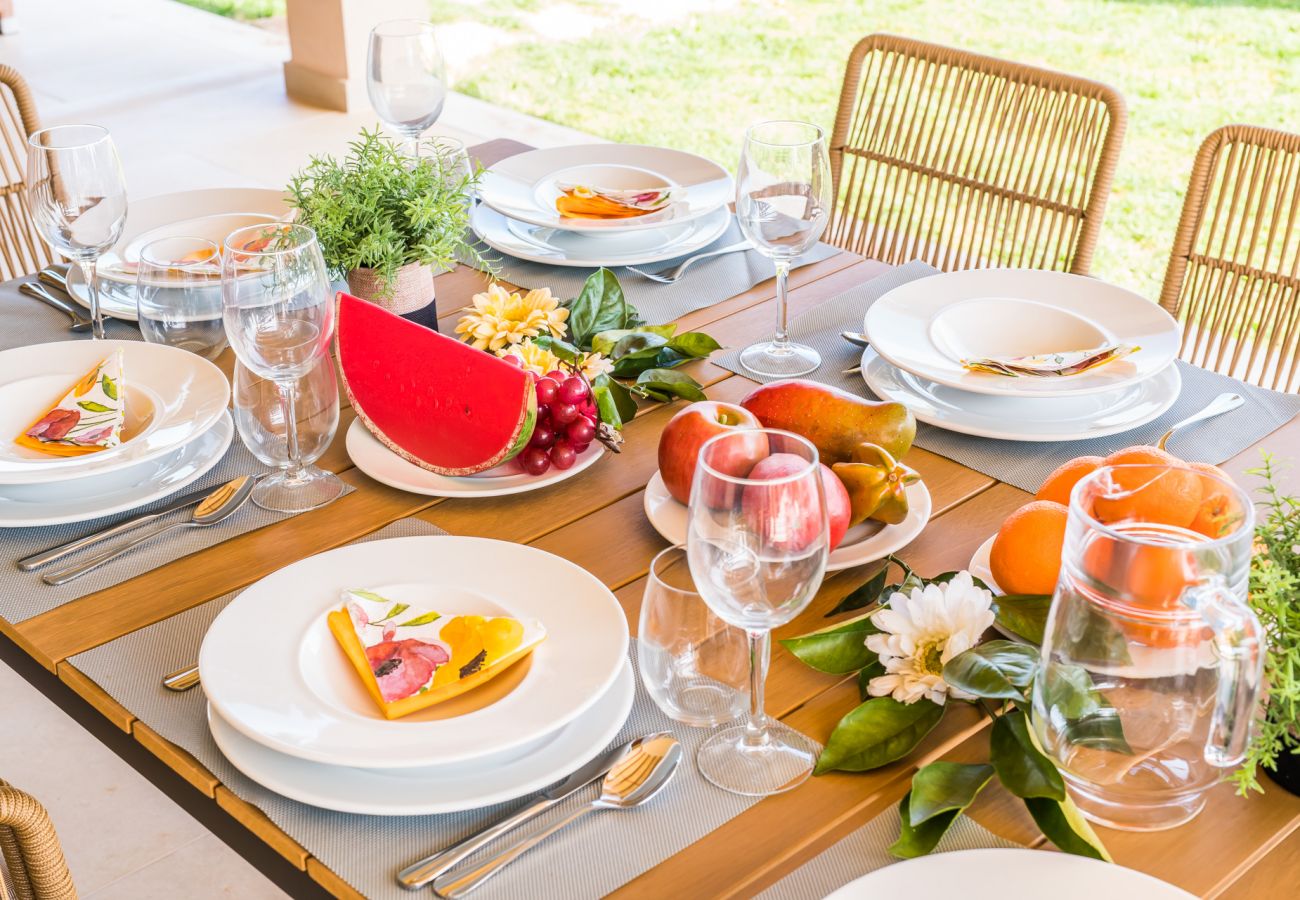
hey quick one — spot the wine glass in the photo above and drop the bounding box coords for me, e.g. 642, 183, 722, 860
234, 354, 339, 474
428, 135, 474, 202
368, 19, 448, 156
26, 124, 128, 340
686, 428, 829, 795
135, 236, 227, 360
221, 223, 344, 513
734, 121, 832, 377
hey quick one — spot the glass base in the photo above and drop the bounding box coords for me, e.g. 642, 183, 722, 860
696, 720, 821, 796
252, 466, 345, 514
1063, 772, 1208, 832
739, 340, 821, 378
646, 674, 744, 728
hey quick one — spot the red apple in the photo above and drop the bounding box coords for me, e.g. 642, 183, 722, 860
821, 464, 851, 551
741, 453, 832, 553
658, 401, 766, 505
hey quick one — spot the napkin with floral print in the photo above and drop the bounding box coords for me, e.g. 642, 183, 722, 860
962, 344, 1139, 377
15, 350, 126, 456
555, 183, 681, 219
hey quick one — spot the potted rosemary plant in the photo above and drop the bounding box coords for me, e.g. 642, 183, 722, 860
287, 127, 480, 314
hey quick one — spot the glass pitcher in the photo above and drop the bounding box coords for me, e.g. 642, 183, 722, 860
1031, 463, 1263, 832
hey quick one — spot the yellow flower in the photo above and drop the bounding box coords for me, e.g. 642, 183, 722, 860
502, 339, 564, 376
455, 283, 569, 351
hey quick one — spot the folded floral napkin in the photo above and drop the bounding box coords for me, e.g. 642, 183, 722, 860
16, 349, 126, 456
962, 343, 1138, 377
555, 183, 681, 219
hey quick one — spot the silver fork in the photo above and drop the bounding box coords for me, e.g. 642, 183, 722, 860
625, 239, 752, 284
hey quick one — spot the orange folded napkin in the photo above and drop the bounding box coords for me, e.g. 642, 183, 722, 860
327, 589, 546, 720
15, 350, 126, 457
555, 183, 679, 220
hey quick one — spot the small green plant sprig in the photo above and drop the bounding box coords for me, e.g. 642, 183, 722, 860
1233, 453, 1300, 795
287, 127, 482, 298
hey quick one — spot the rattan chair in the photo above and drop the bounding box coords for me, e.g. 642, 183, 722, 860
0, 65, 52, 281
0, 780, 75, 900
1159, 125, 1300, 393
827, 34, 1126, 274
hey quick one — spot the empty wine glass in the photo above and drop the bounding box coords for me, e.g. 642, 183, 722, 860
26, 124, 128, 340
687, 428, 829, 795
368, 19, 448, 156
222, 223, 343, 513
234, 355, 339, 474
135, 236, 227, 359
428, 135, 474, 202
735, 121, 832, 377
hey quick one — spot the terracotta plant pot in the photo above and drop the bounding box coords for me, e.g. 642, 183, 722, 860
346, 262, 435, 315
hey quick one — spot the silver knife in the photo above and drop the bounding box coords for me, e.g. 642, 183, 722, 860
395, 733, 664, 890
17, 481, 241, 571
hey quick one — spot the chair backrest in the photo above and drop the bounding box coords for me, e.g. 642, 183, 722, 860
0, 780, 75, 900
1159, 125, 1300, 393
0, 65, 52, 281
827, 34, 1126, 275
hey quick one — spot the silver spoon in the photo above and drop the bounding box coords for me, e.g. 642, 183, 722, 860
19, 281, 92, 332
434, 734, 682, 898
841, 330, 870, 348
1157, 392, 1244, 450
162, 664, 201, 692
43, 476, 257, 586
626, 240, 752, 284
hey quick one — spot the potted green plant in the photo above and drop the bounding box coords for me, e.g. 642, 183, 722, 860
287, 127, 480, 315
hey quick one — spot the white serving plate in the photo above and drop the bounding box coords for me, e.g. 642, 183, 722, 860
472, 203, 731, 268
863, 348, 1182, 442
643, 470, 930, 572
824, 849, 1195, 900
479, 144, 732, 235
862, 269, 1181, 398
0, 340, 230, 485
207, 661, 634, 816
345, 418, 604, 498
199, 536, 630, 769
0, 412, 233, 527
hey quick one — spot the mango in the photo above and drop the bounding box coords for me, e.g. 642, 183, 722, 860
740, 380, 915, 464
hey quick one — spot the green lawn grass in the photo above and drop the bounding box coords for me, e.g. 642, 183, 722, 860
176, 0, 284, 20
435, 0, 1300, 299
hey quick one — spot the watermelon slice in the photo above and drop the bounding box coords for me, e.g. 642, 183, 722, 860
336, 293, 536, 475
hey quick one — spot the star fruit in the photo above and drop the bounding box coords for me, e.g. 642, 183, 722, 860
832, 442, 919, 526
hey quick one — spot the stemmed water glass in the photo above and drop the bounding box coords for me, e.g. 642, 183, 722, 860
26, 124, 128, 340
687, 428, 829, 795
135, 236, 227, 360
734, 121, 832, 377
221, 223, 344, 513
367, 19, 448, 156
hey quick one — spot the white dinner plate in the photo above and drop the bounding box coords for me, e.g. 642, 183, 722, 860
479, 144, 732, 235
345, 417, 604, 498
824, 849, 1195, 900
472, 203, 732, 268
0, 340, 231, 485
863, 269, 1181, 398
863, 348, 1182, 442
0, 412, 233, 527
199, 536, 630, 769
207, 661, 634, 815
643, 470, 931, 572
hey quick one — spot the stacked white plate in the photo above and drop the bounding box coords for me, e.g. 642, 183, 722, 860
199, 535, 633, 815
0, 340, 232, 527
474, 144, 734, 268
860, 269, 1184, 442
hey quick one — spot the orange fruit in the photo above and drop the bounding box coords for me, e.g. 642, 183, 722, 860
990, 500, 1069, 595
1080, 535, 1204, 648
1187, 462, 1246, 539
1035, 456, 1104, 506
1092, 446, 1203, 528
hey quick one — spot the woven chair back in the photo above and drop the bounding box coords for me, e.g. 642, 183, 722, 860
0, 780, 76, 900
0, 66, 52, 281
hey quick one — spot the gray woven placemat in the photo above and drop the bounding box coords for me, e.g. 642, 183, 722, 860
755, 805, 1020, 899
717, 262, 1300, 493
70, 517, 763, 900
0, 274, 140, 348
468, 217, 842, 325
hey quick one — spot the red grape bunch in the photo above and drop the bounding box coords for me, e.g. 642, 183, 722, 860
500, 358, 598, 476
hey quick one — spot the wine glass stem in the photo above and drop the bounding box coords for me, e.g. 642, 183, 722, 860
743, 628, 771, 749
772, 259, 792, 351
77, 257, 105, 340
276, 379, 305, 479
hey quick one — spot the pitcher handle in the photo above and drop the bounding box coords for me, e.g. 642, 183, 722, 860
1184, 575, 1265, 767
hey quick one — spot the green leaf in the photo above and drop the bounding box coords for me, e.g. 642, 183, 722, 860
890, 791, 962, 859
591, 373, 636, 428
992, 594, 1052, 644
590, 325, 676, 356
858, 658, 885, 700
826, 563, 891, 617
348, 589, 393, 606
1023, 795, 1112, 861
815, 697, 945, 774
100, 374, 118, 400
609, 332, 669, 360
566, 268, 633, 348
397, 611, 441, 627
908, 761, 996, 825
77, 400, 112, 413
942, 641, 1039, 701
633, 368, 707, 402
665, 332, 722, 358
779, 611, 879, 674
531, 335, 583, 363
1041, 665, 1131, 754
990, 710, 1066, 800
382, 602, 411, 622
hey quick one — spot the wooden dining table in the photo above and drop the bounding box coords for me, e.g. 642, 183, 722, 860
2, 138, 1299, 900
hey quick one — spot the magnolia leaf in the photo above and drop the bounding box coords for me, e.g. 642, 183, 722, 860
1023, 795, 1112, 861
814, 697, 945, 774
397, 611, 441, 627
609, 332, 669, 360
77, 400, 112, 413
858, 658, 886, 700
1042, 665, 1131, 754
592, 374, 636, 428
942, 641, 1039, 701
779, 611, 878, 674
531, 335, 582, 363
666, 332, 722, 358
610, 346, 674, 378
890, 791, 962, 859
633, 368, 707, 402
908, 761, 996, 825
826, 564, 891, 617
990, 710, 1066, 800
100, 375, 118, 400
591, 325, 676, 356
993, 594, 1051, 644
566, 268, 634, 347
